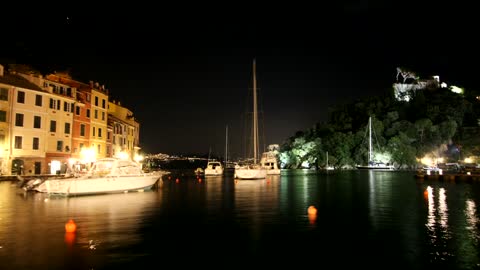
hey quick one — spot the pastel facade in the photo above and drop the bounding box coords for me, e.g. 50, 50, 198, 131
0, 64, 141, 175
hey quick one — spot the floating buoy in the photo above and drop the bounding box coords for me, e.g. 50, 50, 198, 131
65, 219, 77, 233
175, 179, 179, 183
307, 206, 317, 215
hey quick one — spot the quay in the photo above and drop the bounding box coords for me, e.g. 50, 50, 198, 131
415, 171, 480, 182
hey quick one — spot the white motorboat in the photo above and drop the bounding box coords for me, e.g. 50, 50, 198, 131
260, 146, 281, 175
34, 158, 167, 196
204, 160, 224, 176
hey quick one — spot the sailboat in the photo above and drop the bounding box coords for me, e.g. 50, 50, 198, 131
356, 116, 394, 170
234, 59, 268, 180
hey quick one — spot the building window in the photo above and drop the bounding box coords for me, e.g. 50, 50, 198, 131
56, 100, 60, 110
65, 122, 71, 134
86, 109, 90, 118
49, 98, 55, 109
97, 144, 101, 154
64, 101, 69, 112
35, 95, 42, 106
98, 128, 102, 138
71, 102, 74, 113
0, 111, 6, 122
0, 134, 5, 144
15, 113, 24, 127
0, 88, 8, 101
80, 143, 84, 150
102, 111, 105, 121
86, 94, 90, 102
76, 106, 80, 115
57, 141, 63, 151
17, 91, 25, 103
92, 127, 96, 137
107, 145, 110, 156
14, 136, 22, 149
95, 96, 98, 106
94, 109, 98, 119
80, 124, 86, 136
102, 99, 106, 109
34, 116, 41, 128
33, 137, 39, 150
50, 120, 56, 132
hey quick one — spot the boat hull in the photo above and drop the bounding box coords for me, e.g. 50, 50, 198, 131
235, 166, 267, 179
204, 169, 224, 176
35, 174, 160, 196
356, 165, 394, 171
266, 169, 281, 175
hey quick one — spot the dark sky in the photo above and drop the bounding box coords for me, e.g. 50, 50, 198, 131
1, 2, 477, 158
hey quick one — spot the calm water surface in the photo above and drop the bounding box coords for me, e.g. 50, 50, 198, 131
1, 170, 479, 269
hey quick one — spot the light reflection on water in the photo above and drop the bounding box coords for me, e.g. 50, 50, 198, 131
1, 170, 480, 269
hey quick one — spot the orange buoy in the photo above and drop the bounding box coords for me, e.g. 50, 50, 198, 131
65, 219, 77, 233
307, 206, 317, 215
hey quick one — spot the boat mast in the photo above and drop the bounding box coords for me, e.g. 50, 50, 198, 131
368, 116, 373, 163
253, 59, 259, 164
225, 125, 228, 166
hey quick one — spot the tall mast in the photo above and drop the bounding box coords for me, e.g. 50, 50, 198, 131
225, 125, 228, 165
368, 116, 373, 163
253, 59, 259, 164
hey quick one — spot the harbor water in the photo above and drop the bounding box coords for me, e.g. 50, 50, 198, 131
0, 170, 479, 269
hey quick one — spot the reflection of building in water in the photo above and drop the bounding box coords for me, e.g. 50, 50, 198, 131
423, 185, 480, 265
47, 192, 160, 246
465, 200, 478, 238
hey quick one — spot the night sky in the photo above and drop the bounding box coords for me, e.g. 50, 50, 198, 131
1, 2, 476, 158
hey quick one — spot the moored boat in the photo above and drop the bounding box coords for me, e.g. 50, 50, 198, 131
34, 158, 168, 196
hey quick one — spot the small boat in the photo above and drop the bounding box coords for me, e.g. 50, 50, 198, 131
34, 158, 167, 196
204, 160, 224, 176
194, 167, 204, 175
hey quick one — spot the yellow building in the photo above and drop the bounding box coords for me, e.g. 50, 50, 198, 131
17, 69, 77, 174
108, 100, 141, 160
0, 65, 51, 175
89, 82, 109, 159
